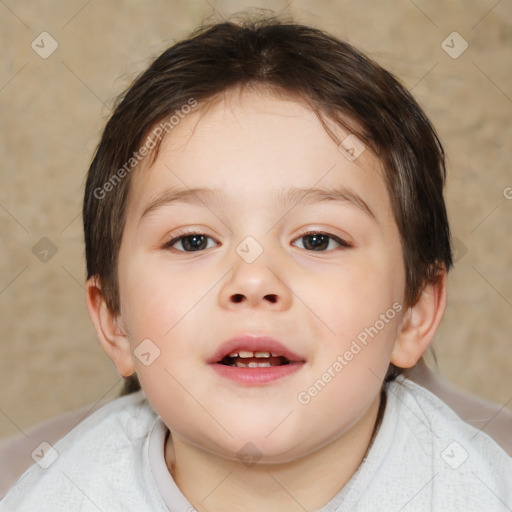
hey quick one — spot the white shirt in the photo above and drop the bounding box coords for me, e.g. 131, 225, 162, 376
1, 375, 511, 511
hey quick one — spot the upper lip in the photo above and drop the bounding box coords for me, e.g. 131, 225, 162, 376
208, 334, 306, 364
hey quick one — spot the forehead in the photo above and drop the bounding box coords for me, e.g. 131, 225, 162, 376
126, 88, 393, 225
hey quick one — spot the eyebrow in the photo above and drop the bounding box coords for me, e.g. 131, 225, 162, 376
138, 185, 376, 224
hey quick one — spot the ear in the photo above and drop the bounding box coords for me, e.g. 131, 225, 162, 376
85, 276, 136, 377
391, 270, 447, 368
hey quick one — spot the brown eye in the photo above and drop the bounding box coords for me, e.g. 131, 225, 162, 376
163, 233, 217, 252
292, 232, 351, 251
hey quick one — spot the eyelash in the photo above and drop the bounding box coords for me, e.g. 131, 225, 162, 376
162, 230, 352, 253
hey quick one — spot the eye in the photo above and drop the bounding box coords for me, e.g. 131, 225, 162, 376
292, 231, 351, 252
162, 230, 351, 253
163, 231, 218, 252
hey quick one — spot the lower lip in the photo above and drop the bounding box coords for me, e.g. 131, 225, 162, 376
209, 362, 304, 385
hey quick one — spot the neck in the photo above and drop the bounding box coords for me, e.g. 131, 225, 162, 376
165, 391, 386, 512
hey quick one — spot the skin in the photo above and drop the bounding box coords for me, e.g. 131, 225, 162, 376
86, 85, 447, 512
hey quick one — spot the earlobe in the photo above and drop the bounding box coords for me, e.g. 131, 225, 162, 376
391, 270, 447, 368
85, 276, 136, 377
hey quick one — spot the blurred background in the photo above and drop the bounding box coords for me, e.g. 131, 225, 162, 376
0, 0, 511, 442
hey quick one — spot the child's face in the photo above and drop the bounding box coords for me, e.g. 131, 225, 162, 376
115, 88, 407, 462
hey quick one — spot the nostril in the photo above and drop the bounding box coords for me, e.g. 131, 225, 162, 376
230, 294, 277, 303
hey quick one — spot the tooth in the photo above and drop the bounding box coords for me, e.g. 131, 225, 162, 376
271, 352, 280, 357
248, 362, 271, 368
229, 352, 238, 357
238, 350, 254, 358
254, 351, 270, 358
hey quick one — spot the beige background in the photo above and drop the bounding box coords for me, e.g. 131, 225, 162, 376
0, 0, 511, 442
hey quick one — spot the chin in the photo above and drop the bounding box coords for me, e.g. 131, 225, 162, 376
211, 430, 309, 465
222, 442, 302, 466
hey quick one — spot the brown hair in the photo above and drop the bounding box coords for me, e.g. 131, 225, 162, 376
83, 12, 452, 395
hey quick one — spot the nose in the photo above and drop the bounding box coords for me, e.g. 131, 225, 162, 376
218, 250, 293, 311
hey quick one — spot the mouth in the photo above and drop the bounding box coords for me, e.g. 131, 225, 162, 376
208, 335, 306, 385
218, 351, 293, 368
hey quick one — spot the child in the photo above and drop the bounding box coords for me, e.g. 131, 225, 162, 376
2, 12, 511, 512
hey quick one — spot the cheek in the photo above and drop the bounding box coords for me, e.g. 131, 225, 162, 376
302, 257, 402, 372
311, 256, 401, 325
120, 257, 206, 339
118, 259, 214, 378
